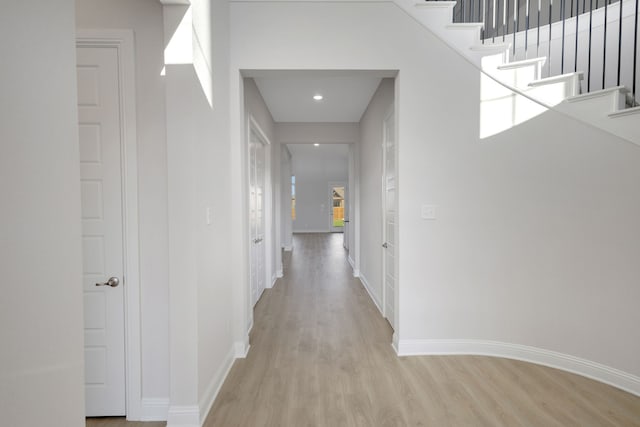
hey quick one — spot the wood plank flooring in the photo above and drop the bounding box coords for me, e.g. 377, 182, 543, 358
205, 233, 640, 426
88, 233, 640, 426
86, 418, 164, 427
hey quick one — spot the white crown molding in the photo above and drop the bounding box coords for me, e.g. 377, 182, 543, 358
396, 339, 640, 397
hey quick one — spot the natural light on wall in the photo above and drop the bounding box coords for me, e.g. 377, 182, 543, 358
162, 4, 213, 107
479, 54, 563, 139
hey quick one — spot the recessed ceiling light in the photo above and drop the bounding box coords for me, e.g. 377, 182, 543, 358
313, 94, 323, 101
314, 143, 320, 147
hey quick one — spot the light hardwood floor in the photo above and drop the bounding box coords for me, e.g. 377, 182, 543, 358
89, 233, 640, 426
86, 418, 164, 427
205, 233, 640, 426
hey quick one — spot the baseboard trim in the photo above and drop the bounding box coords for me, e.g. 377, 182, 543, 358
396, 339, 640, 397
283, 245, 293, 251
269, 273, 277, 288
358, 273, 382, 314
348, 256, 359, 277
234, 340, 250, 358
166, 405, 199, 427
199, 346, 236, 423
276, 269, 283, 278
140, 398, 170, 421
292, 229, 330, 233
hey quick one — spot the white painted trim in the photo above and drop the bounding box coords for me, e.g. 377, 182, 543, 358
247, 115, 273, 312
328, 181, 347, 233
292, 229, 331, 233
276, 269, 283, 278
270, 273, 278, 287
199, 346, 236, 423
235, 341, 250, 358
381, 106, 398, 330
166, 405, 199, 427
283, 245, 293, 251
358, 273, 383, 315
348, 255, 359, 277
76, 30, 143, 421
396, 339, 640, 397
140, 398, 170, 422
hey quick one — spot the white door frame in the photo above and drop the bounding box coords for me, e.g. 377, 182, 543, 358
381, 106, 397, 332
328, 181, 347, 233
76, 30, 142, 420
246, 115, 273, 326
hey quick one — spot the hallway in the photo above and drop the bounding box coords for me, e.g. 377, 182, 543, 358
205, 233, 640, 426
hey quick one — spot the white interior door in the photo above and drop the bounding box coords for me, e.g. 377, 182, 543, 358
249, 129, 266, 306
77, 45, 126, 416
382, 110, 396, 330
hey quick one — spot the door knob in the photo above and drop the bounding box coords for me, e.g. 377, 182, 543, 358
96, 277, 120, 288
382, 242, 388, 248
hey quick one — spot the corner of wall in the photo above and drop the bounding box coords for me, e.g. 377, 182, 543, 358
198, 345, 236, 425
358, 273, 382, 314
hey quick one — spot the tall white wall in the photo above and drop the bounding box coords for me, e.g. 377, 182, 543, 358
230, 0, 640, 390
195, 0, 235, 422
0, 1, 85, 426
75, 0, 171, 405
358, 78, 395, 311
163, 2, 236, 425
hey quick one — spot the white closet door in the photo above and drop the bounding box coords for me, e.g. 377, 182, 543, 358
77, 45, 126, 416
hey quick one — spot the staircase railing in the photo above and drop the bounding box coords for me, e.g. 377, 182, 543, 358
432, 0, 639, 105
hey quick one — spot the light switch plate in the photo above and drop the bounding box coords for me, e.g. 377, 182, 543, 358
206, 207, 212, 225
421, 204, 436, 220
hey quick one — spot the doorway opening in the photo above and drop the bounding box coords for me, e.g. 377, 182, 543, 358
240, 70, 398, 350
330, 184, 346, 231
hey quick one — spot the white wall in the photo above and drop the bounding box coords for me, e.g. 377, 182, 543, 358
358, 78, 395, 311
75, 0, 171, 406
0, 1, 85, 426
289, 144, 349, 232
163, 2, 236, 425
230, 0, 640, 391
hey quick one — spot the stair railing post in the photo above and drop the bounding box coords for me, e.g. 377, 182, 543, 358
634, 0, 639, 103
588, 0, 594, 91
617, 0, 624, 86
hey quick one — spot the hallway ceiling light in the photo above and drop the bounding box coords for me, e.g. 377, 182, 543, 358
314, 143, 320, 147
313, 94, 323, 101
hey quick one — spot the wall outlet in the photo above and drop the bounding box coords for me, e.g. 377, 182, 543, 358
421, 204, 437, 220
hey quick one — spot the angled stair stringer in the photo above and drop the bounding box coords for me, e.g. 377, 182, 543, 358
393, 0, 640, 146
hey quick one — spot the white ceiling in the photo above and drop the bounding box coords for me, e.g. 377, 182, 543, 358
250, 71, 395, 123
